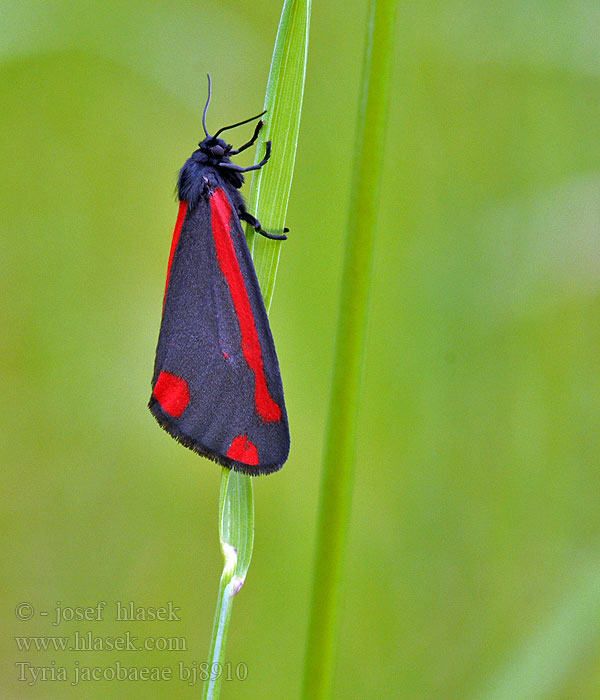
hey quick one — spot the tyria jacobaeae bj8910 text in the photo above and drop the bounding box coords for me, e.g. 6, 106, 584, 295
149, 75, 290, 475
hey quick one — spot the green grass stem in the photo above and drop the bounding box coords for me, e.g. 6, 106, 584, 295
302, 1, 399, 698
202, 469, 254, 700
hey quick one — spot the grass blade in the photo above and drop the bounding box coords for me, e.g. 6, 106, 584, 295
302, 1, 399, 698
245, 0, 311, 310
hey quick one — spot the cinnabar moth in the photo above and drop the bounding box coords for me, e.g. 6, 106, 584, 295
149, 75, 290, 475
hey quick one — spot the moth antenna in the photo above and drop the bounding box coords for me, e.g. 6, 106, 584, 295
214, 110, 267, 138
202, 73, 212, 137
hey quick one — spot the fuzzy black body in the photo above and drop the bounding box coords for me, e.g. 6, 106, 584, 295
178, 144, 245, 214
149, 131, 290, 475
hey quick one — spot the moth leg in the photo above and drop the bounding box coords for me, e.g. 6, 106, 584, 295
230, 120, 264, 155
238, 205, 288, 241
219, 141, 272, 173
200, 175, 214, 195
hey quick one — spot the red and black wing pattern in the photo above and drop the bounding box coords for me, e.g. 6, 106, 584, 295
149, 187, 289, 475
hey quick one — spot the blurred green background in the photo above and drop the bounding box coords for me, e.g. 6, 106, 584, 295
2, 1, 600, 698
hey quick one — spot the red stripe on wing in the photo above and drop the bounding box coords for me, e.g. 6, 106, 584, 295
163, 200, 189, 311
209, 188, 282, 423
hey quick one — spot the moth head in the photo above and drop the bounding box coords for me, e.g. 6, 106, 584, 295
198, 136, 230, 160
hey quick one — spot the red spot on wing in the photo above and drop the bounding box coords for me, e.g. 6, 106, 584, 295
153, 371, 190, 418
163, 200, 189, 311
209, 188, 282, 423
227, 435, 259, 466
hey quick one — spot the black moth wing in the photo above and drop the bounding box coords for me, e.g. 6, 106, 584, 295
149, 179, 290, 475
